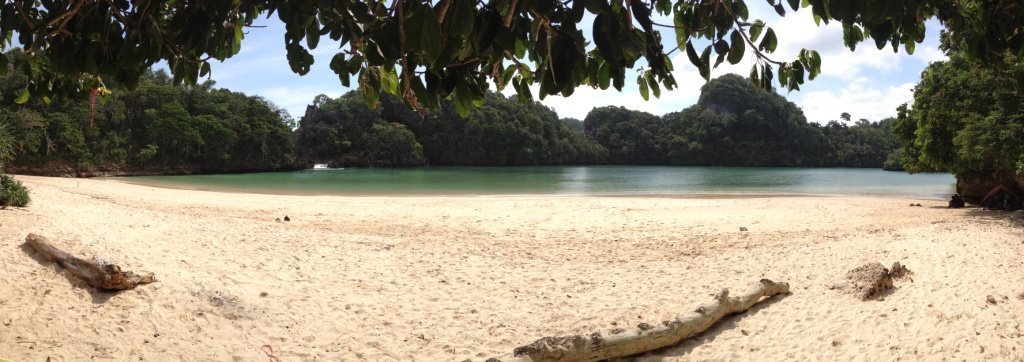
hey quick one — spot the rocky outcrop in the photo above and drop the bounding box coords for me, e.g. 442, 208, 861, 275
956, 172, 1024, 204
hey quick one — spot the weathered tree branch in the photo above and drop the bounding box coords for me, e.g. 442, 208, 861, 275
500, 279, 789, 362
24, 233, 156, 291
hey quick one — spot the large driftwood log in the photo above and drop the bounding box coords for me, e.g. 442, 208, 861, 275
24, 233, 156, 291
507, 279, 789, 362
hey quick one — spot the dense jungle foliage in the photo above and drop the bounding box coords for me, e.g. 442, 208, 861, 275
0, 53, 300, 175
0, 96, 29, 206
581, 75, 898, 167
0, 62, 899, 174
296, 91, 609, 167
894, 33, 1024, 178
295, 75, 898, 168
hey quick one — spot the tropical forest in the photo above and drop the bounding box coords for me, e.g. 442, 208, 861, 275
1, 59, 901, 176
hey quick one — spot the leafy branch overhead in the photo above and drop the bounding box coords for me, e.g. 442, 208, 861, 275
1, 0, 1022, 115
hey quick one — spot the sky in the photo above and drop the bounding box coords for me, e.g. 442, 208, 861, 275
191, 2, 948, 125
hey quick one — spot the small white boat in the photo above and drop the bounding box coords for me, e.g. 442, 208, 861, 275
313, 163, 329, 170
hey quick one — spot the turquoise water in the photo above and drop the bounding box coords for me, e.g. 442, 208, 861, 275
114, 166, 956, 199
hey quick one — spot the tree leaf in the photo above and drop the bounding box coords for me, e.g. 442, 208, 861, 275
359, 67, 382, 109
638, 74, 649, 101
611, 66, 625, 90
699, 45, 711, 80
648, 73, 661, 98
329, 53, 353, 86
549, 34, 578, 90
778, 63, 789, 86
14, 89, 29, 104
515, 39, 528, 58
808, 50, 822, 79
381, 66, 399, 95
713, 40, 729, 55
904, 39, 916, 55
453, 78, 472, 117
685, 41, 701, 69
501, 64, 517, 89
232, 25, 243, 55
306, 17, 321, 49
197, 61, 210, 78
656, 0, 671, 15
286, 43, 314, 74
733, 1, 749, 20
598, 61, 611, 89
728, 30, 745, 65
412, 7, 444, 65
759, 28, 777, 52
408, 73, 438, 108
870, 21, 893, 50
593, 13, 623, 67
749, 20, 764, 42
673, 6, 689, 47
445, 0, 475, 39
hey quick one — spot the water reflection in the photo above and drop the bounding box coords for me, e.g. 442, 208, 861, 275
119, 166, 956, 199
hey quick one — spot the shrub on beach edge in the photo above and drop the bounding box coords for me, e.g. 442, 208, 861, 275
0, 174, 30, 207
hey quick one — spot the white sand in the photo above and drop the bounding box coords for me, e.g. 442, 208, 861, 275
2, 175, 1024, 361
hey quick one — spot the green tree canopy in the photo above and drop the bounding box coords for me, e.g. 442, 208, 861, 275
894, 32, 1024, 177
295, 73, 899, 169
0, 64, 300, 174
296, 90, 607, 166
583, 74, 897, 166
2, 0, 1022, 115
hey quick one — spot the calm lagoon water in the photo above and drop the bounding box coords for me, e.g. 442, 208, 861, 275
114, 166, 956, 199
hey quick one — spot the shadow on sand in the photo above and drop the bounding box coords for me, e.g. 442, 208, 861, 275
625, 293, 791, 360
962, 208, 1024, 227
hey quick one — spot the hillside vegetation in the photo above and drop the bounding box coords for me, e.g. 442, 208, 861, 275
0, 64, 899, 175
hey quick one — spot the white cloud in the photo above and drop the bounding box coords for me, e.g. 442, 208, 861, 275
770, 12, 908, 81
257, 86, 343, 119
913, 44, 948, 65
757, 13, 945, 123
795, 79, 914, 123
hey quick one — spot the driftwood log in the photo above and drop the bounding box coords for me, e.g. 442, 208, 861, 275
24, 233, 156, 291
503, 279, 789, 362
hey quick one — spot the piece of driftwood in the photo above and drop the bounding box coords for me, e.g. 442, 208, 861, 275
24, 233, 156, 291
504, 279, 790, 362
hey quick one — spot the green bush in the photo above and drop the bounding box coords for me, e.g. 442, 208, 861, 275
0, 174, 30, 207
136, 144, 159, 164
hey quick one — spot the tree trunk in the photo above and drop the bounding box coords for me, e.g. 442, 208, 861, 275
24, 233, 156, 291
504, 279, 789, 362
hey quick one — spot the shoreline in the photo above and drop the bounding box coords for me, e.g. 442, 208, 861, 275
2, 175, 1020, 361
100, 175, 950, 200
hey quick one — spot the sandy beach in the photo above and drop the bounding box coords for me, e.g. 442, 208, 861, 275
2, 175, 1024, 361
